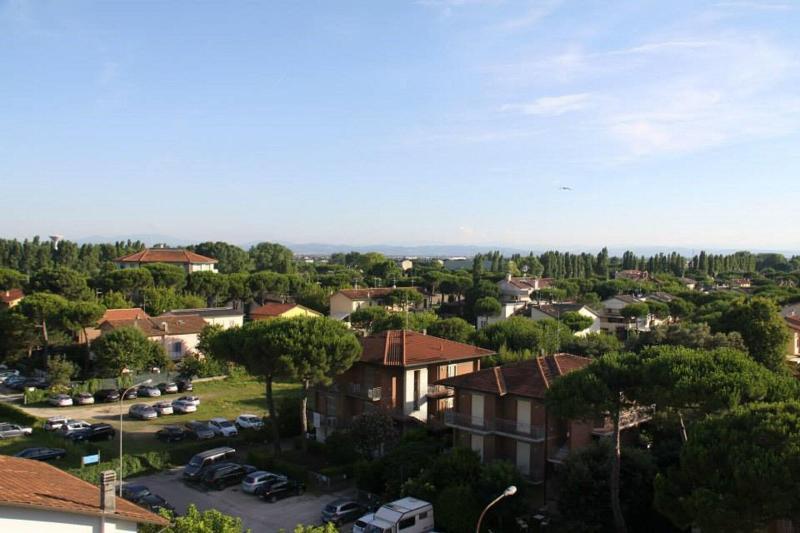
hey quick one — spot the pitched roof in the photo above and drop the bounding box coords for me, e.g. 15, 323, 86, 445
163, 307, 243, 318
533, 303, 595, 318
101, 315, 207, 336
0, 456, 167, 526
250, 302, 301, 318
436, 353, 591, 399
0, 288, 24, 303
115, 248, 217, 264
360, 330, 494, 367
786, 316, 800, 331
607, 294, 640, 305
505, 277, 554, 291
335, 287, 424, 300
101, 308, 149, 322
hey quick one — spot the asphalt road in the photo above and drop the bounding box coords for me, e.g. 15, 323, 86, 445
132, 467, 357, 533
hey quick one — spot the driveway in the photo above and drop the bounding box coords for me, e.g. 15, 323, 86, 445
131, 468, 357, 532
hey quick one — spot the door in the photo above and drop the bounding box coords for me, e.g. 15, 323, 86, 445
517, 399, 531, 435
516, 441, 531, 476
471, 434, 484, 461
471, 393, 484, 427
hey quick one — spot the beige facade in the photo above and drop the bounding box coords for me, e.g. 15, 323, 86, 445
0, 507, 138, 533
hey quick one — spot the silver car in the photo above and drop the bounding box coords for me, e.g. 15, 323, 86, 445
0, 423, 33, 439
129, 404, 158, 420
152, 402, 174, 416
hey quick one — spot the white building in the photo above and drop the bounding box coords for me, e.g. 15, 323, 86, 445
161, 306, 244, 330
529, 303, 602, 336
114, 248, 218, 273
497, 274, 555, 303
99, 314, 207, 360
0, 458, 166, 533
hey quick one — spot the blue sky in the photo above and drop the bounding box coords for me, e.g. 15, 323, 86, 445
2, 0, 799, 251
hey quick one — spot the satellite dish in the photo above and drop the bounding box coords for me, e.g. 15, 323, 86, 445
49, 235, 63, 250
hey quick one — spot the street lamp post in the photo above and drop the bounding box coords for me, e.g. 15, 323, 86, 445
119, 378, 152, 496
476, 485, 517, 533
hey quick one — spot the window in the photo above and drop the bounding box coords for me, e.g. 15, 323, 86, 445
447, 364, 457, 377
399, 516, 416, 529
418, 511, 428, 519
171, 341, 182, 353
413, 370, 420, 410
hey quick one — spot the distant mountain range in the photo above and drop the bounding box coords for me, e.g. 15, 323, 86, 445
71, 234, 799, 258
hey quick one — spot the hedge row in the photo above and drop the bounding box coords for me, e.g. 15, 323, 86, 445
0, 402, 38, 427
247, 449, 309, 483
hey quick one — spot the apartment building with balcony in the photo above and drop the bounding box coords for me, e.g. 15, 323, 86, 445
435, 353, 652, 484
308, 329, 494, 442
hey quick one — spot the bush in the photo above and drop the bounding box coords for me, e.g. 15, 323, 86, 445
0, 402, 38, 426
22, 388, 49, 405
246, 450, 309, 482
435, 485, 480, 533
324, 431, 361, 465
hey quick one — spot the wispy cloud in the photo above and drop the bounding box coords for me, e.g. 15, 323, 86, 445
502, 93, 592, 116
497, 0, 563, 31
713, 1, 795, 10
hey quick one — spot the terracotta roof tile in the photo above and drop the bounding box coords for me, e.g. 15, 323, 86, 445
115, 248, 217, 264
101, 308, 149, 322
360, 330, 493, 367
249, 302, 323, 319
0, 288, 24, 303
786, 316, 800, 331
101, 315, 207, 336
437, 353, 591, 399
0, 456, 167, 526
336, 287, 424, 300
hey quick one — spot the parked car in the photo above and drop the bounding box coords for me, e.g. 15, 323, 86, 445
58, 420, 91, 436
136, 493, 175, 514
352, 513, 375, 533
241, 470, 285, 494
0, 423, 33, 439
14, 447, 66, 461
137, 385, 161, 398
183, 446, 236, 481
4, 376, 26, 389
258, 478, 305, 502
69, 423, 115, 442
94, 389, 120, 403
24, 377, 49, 389
235, 414, 264, 430
322, 499, 367, 526
48, 394, 73, 407
120, 388, 138, 400
152, 401, 174, 416
171, 399, 197, 414
156, 425, 187, 442
121, 484, 151, 502
176, 395, 200, 406
208, 418, 238, 437
157, 382, 178, 394
184, 421, 215, 440
202, 463, 257, 490
73, 392, 95, 405
0, 370, 19, 383
176, 378, 193, 392
128, 404, 158, 420
44, 416, 69, 431
358, 497, 434, 533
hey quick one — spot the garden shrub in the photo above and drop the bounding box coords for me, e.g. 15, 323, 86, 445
0, 401, 38, 426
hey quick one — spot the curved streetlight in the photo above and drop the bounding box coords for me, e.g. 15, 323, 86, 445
119, 378, 152, 496
475, 485, 517, 533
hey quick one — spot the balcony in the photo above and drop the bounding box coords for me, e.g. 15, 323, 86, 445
346, 383, 382, 402
592, 405, 655, 436
443, 409, 545, 442
427, 384, 454, 398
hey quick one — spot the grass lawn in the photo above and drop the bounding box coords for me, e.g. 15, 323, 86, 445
0, 377, 300, 475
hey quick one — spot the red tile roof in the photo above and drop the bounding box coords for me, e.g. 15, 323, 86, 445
507, 277, 554, 291
0, 456, 167, 526
360, 330, 494, 367
786, 316, 800, 331
101, 308, 149, 322
336, 287, 424, 300
250, 302, 301, 318
100, 315, 207, 336
437, 353, 591, 399
0, 288, 24, 304
115, 248, 217, 264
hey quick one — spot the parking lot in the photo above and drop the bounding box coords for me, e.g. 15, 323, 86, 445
133, 467, 357, 532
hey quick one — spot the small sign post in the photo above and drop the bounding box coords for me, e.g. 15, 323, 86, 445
82, 452, 100, 467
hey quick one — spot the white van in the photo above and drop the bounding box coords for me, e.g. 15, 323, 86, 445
362, 497, 434, 533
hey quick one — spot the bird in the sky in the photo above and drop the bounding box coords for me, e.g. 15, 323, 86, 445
559, 186, 573, 191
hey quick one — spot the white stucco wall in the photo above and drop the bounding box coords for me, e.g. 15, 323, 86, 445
0, 506, 138, 533
202, 315, 244, 329
403, 368, 428, 422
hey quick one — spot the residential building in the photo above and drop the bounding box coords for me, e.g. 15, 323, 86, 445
0, 458, 167, 532
476, 301, 527, 330
436, 354, 652, 483
99, 314, 207, 360
0, 288, 24, 309
529, 303, 602, 336
329, 287, 426, 321
80, 308, 150, 344
114, 248, 218, 273
399, 259, 414, 271
679, 277, 697, 291
786, 315, 800, 363
250, 302, 322, 321
497, 274, 554, 303
308, 329, 494, 442
598, 294, 658, 335
614, 269, 649, 281
162, 306, 244, 329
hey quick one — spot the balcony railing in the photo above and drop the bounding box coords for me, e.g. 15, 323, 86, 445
427, 384, 454, 398
347, 383, 382, 402
443, 409, 545, 441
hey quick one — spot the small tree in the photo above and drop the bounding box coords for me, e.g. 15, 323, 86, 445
427, 317, 475, 343
474, 296, 501, 317
47, 355, 77, 392
93, 326, 169, 376
140, 504, 248, 533
620, 303, 649, 321
349, 411, 398, 459
561, 311, 594, 333
718, 297, 790, 372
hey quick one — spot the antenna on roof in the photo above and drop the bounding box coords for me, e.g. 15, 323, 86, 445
49, 235, 63, 250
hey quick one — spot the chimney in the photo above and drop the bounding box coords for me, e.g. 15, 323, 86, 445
99, 470, 116, 512
505, 273, 512, 282
160, 322, 168, 333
